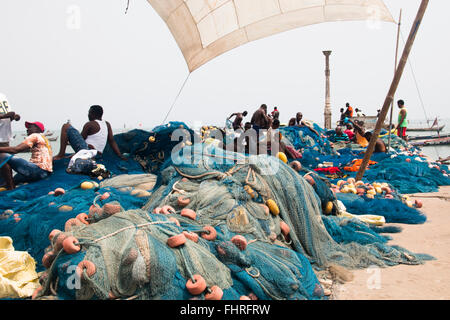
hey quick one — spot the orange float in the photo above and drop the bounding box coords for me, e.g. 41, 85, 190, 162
103, 203, 121, 215
54, 188, 65, 196
231, 235, 247, 251
167, 233, 187, 248
205, 286, 223, 300
415, 199, 423, 208
76, 260, 97, 280
289, 161, 302, 172
201, 225, 217, 241
53, 233, 68, 252
42, 251, 56, 269
65, 218, 82, 231
63, 236, 81, 254
169, 217, 181, 227
76, 213, 90, 225
304, 175, 315, 186
177, 196, 190, 207
161, 205, 176, 215
31, 286, 43, 300
280, 221, 290, 240
153, 207, 162, 214
186, 275, 207, 295
100, 192, 110, 201
180, 208, 197, 220
182, 231, 199, 243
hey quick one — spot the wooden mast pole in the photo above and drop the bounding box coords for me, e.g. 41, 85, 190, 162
387, 9, 403, 153
356, 0, 429, 181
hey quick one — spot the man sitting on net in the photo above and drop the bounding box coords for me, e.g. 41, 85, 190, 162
53, 105, 126, 161
0, 121, 52, 190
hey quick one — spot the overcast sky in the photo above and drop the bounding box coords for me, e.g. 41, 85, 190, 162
0, 0, 448, 131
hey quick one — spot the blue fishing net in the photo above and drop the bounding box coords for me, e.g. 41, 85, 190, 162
0, 121, 441, 301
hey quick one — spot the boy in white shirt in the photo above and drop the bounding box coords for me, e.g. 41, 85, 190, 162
0, 93, 21, 147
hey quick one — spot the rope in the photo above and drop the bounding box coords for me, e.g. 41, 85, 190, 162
400, 30, 430, 123
162, 72, 191, 125
400, 30, 442, 157
171, 180, 186, 194
174, 167, 226, 180
0, 154, 13, 169
93, 221, 175, 243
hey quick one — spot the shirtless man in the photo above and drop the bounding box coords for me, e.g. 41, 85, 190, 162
294, 112, 320, 136
228, 111, 248, 131
364, 132, 387, 153
250, 104, 270, 132
53, 105, 125, 161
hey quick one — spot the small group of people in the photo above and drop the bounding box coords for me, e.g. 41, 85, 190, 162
228, 105, 318, 136
330, 99, 410, 152
0, 96, 126, 190
226, 104, 320, 160
0, 95, 412, 190
339, 103, 365, 124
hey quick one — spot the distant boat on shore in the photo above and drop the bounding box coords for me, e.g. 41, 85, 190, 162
409, 133, 450, 141
411, 136, 450, 147
407, 124, 445, 132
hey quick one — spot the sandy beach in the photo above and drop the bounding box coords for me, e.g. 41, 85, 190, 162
333, 186, 450, 300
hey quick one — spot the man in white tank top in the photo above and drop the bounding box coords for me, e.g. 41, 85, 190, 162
53, 105, 126, 161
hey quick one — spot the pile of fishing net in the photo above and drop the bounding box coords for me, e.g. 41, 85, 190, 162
279, 125, 337, 166
0, 120, 443, 300
105, 122, 196, 175
26, 143, 434, 300
0, 173, 156, 277
276, 125, 450, 195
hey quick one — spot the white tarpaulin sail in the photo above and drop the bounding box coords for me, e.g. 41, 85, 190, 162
147, 0, 395, 72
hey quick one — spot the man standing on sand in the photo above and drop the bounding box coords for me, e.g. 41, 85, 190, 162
228, 111, 248, 131
53, 105, 126, 161
396, 99, 408, 141
0, 121, 52, 190
0, 93, 21, 148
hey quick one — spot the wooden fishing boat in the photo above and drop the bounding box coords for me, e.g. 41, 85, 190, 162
411, 136, 450, 147
409, 133, 450, 141
336, 116, 390, 130
407, 124, 445, 132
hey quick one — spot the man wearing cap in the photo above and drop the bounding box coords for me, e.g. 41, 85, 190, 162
0, 121, 52, 190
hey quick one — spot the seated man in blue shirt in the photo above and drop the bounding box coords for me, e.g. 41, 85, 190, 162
329, 126, 350, 143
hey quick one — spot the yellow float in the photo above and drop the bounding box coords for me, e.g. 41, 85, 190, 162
276, 152, 288, 164
80, 181, 95, 190
324, 201, 333, 214
58, 205, 73, 212
244, 185, 257, 199
266, 199, 280, 216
